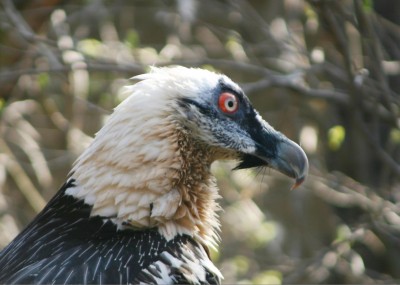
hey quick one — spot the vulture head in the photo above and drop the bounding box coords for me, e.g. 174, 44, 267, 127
68, 66, 308, 246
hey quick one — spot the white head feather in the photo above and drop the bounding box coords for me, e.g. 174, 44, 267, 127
67, 67, 240, 246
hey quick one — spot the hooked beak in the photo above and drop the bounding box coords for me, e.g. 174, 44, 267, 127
268, 139, 308, 189
235, 131, 309, 189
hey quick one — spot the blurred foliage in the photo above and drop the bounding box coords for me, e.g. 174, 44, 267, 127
328, 125, 345, 151
0, 0, 400, 283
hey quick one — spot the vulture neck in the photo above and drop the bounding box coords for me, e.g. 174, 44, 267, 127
68, 116, 220, 247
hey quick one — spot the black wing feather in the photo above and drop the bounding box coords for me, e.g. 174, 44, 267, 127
0, 180, 220, 284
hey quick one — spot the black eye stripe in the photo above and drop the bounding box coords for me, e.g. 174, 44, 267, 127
179, 97, 213, 116
179, 79, 254, 120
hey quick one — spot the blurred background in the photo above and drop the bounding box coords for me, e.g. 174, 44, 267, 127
0, 0, 399, 283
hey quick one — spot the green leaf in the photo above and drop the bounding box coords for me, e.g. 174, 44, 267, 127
124, 29, 140, 48
335, 224, 351, 243
362, 0, 373, 13
250, 221, 277, 248
38, 73, 50, 89
78, 39, 102, 57
328, 125, 345, 151
233, 255, 250, 275
390, 128, 400, 144
252, 270, 282, 285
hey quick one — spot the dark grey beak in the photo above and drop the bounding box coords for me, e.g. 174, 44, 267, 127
269, 139, 308, 189
235, 127, 308, 189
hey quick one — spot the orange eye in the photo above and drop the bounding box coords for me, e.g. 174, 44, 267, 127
218, 92, 239, 114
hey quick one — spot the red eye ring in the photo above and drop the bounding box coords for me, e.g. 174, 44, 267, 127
218, 92, 239, 114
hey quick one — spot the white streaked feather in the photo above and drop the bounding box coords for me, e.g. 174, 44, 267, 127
160, 251, 183, 269
114, 191, 129, 204
140, 261, 174, 285
158, 222, 193, 241
83, 194, 97, 206
150, 189, 181, 219
117, 204, 146, 219
92, 204, 117, 217
137, 192, 157, 207
65, 186, 80, 196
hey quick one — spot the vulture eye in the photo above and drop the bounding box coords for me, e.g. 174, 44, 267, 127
218, 92, 239, 114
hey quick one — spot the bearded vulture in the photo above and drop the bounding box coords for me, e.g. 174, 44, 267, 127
0, 66, 308, 284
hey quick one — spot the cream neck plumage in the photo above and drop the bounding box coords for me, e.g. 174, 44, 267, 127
66, 68, 222, 247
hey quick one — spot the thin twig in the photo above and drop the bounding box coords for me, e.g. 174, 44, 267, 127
242, 75, 350, 104
0, 139, 46, 213
2, 0, 63, 69
0, 62, 145, 82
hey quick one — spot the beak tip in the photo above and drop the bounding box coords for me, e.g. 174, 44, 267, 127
276, 139, 309, 190
292, 148, 309, 190
291, 175, 306, 190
